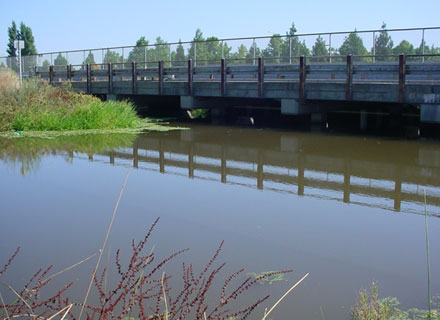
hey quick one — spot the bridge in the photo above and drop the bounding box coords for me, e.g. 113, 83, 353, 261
5, 26, 440, 123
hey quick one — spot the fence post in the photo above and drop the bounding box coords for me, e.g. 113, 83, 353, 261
299, 56, 306, 101
132, 61, 137, 94
221, 58, 226, 96
188, 59, 193, 96
398, 54, 406, 102
158, 60, 164, 95
258, 57, 264, 97
346, 55, 353, 100
49, 65, 53, 84
108, 63, 113, 93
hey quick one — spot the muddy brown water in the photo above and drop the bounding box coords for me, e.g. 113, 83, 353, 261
0, 124, 439, 319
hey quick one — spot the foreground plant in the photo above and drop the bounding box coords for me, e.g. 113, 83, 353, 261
0, 218, 293, 320
351, 283, 440, 320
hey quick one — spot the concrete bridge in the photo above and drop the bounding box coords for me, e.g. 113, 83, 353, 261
35, 54, 440, 123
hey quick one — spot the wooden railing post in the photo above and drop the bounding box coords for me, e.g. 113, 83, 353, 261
86, 63, 91, 93
299, 56, 306, 101
34, 66, 37, 77
49, 65, 53, 84
221, 58, 226, 96
258, 57, 264, 97
132, 61, 137, 94
188, 59, 193, 96
346, 55, 353, 100
108, 63, 113, 93
398, 54, 406, 102
158, 60, 164, 95
67, 64, 72, 81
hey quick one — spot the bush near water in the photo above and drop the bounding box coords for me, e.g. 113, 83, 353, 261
0, 68, 140, 132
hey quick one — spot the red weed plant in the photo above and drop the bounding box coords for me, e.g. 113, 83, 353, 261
1, 218, 292, 320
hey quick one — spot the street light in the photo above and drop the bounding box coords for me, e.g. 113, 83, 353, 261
14, 34, 25, 83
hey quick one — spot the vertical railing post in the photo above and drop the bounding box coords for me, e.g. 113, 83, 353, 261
86, 63, 90, 93
253, 38, 256, 65
34, 66, 37, 78
194, 42, 197, 66
188, 59, 193, 96
108, 63, 113, 93
289, 36, 292, 64
49, 65, 53, 84
422, 29, 425, 63
258, 57, 264, 97
132, 61, 137, 94
299, 55, 306, 101
346, 55, 353, 100
67, 64, 72, 81
329, 33, 332, 63
372, 32, 376, 63
158, 60, 164, 95
398, 54, 406, 103
221, 58, 226, 96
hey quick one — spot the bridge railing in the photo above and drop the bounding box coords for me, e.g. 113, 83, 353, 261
2, 26, 440, 77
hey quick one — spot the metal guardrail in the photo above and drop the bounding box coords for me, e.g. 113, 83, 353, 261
1, 26, 439, 76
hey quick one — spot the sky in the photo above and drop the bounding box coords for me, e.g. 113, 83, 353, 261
1, 0, 440, 57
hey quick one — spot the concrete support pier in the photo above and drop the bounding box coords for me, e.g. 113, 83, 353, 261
420, 104, 440, 123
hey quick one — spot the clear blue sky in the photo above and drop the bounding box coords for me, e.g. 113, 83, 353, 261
1, 0, 439, 56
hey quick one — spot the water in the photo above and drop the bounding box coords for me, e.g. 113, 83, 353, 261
0, 124, 439, 319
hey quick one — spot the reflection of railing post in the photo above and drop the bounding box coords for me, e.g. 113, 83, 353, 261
257, 151, 263, 190
159, 141, 165, 173
394, 166, 402, 211
298, 154, 304, 196
221, 146, 226, 183
188, 59, 193, 96
188, 144, 194, 178
343, 159, 351, 203
133, 145, 138, 168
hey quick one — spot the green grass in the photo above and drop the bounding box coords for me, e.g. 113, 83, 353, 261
0, 69, 184, 133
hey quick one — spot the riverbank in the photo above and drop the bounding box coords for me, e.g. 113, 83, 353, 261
0, 68, 183, 136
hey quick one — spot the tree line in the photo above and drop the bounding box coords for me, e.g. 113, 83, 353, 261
3, 21, 440, 70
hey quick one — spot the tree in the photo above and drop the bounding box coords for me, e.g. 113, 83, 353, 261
231, 44, 248, 63
173, 40, 186, 66
149, 37, 169, 63
393, 40, 414, 55
7, 21, 18, 57
312, 36, 328, 61
263, 34, 283, 63
54, 53, 68, 66
374, 23, 393, 60
245, 42, 261, 64
19, 22, 37, 56
281, 22, 310, 60
42, 59, 50, 69
127, 36, 149, 64
104, 50, 122, 64
83, 51, 96, 65
339, 32, 368, 56
188, 28, 206, 64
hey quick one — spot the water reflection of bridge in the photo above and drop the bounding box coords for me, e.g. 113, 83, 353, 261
80, 129, 440, 216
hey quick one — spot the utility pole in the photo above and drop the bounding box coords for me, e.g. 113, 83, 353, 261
14, 34, 25, 84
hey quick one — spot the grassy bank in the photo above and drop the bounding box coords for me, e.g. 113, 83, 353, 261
0, 68, 182, 135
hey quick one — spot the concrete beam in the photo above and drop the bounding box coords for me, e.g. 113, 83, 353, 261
420, 104, 440, 123
180, 96, 210, 110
